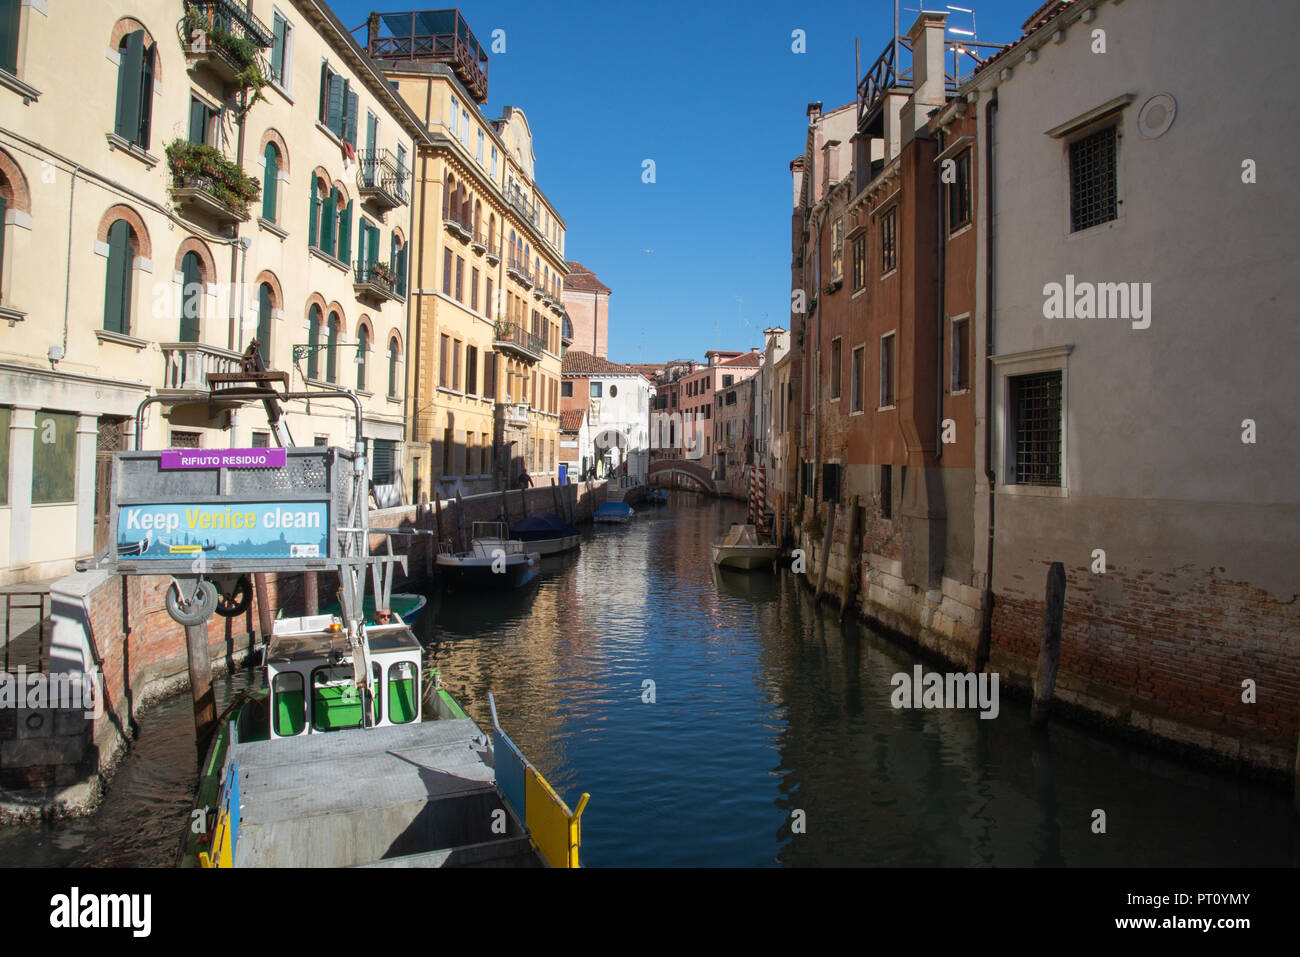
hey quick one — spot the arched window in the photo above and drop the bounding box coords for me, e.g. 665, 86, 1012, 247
473, 199, 481, 239
309, 175, 329, 250
325, 310, 340, 383
391, 234, 407, 297
306, 304, 321, 379
445, 174, 456, 220
262, 143, 279, 223
460, 186, 471, 226
356, 324, 369, 391
256, 283, 273, 364
103, 219, 137, 335
488, 213, 496, 253
509, 230, 515, 265
114, 29, 156, 149
179, 250, 202, 341
388, 335, 400, 398
335, 189, 352, 265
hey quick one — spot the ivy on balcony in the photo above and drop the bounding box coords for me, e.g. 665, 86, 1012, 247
165, 139, 260, 216
181, 1, 270, 117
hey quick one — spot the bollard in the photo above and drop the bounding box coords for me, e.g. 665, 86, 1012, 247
253, 572, 273, 643
1030, 561, 1066, 727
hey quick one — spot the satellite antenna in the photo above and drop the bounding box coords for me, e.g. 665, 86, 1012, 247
946, 4, 979, 81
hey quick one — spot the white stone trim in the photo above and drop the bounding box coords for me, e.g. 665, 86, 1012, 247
6, 209, 33, 230
132, 257, 151, 273
93, 241, 110, 257
105, 48, 120, 65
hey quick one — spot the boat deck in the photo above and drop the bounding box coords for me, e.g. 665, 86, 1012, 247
234, 719, 539, 867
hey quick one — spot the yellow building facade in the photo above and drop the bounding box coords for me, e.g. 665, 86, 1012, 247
370, 12, 568, 502
0, 0, 426, 583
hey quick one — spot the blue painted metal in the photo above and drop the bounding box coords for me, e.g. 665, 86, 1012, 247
493, 726, 527, 822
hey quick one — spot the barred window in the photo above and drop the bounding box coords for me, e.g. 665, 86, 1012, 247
1069, 126, 1118, 232
1010, 371, 1063, 486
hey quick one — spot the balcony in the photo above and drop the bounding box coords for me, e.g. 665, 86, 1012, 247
484, 236, 501, 265
443, 210, 472, 243
496, 402, 530, 426
166, 140, 259, 227
364, 10, 489, 104
357, 149, 408, 210
493, 322, 543, 363
181, 0, 273, 89
354, 260, 401, 304
470, 227, 487, 255
506, 254, 532, 289
161, 341, 244, 393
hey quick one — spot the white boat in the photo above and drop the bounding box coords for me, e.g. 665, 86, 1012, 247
711, 523, 780, 571
511, 513, 581, 556
436, 521, 541, 589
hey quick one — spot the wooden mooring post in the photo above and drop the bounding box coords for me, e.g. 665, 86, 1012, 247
455, 490, 467, 552
184, 621, 216, 762
1030, 561, 1067, 728
253, 572, 273, 642
838, 495, 861, 619
814, 501, 837, 603
302, 571, 318, 615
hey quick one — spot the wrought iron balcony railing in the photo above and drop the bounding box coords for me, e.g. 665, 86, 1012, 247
357, 148, 408, 208
493, 322, 543, 361
364, 10, 489, 103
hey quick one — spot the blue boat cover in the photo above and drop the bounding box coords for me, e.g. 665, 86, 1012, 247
594, 503, 633, 517
511, 512, 579, 540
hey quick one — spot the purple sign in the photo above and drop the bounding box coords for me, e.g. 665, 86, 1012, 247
160, 448, 287, 470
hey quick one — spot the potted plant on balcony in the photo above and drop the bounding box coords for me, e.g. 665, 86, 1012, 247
165, 140, 261, 216
182, 1, 270, 118
369, 261, 397, 286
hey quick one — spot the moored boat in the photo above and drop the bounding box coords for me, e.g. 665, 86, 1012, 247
436, 521, 541, 589
321, 591, 427, 626
711, 523, 780, 571
593, 502, 634, 524
510, 512, 581, 556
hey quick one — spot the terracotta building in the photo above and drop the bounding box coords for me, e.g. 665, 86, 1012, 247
561, 261, 609, 359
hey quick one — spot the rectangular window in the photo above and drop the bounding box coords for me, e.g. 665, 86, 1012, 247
0, 0, 20, 75
442, 428, 453, 474
461, 108, 470, 146
951, 317, 970, 392
484, 351, 496, 399
881, 465, 892, 519
822, 463, 841, 504
852, 236, 865, 290
561, 380, 572, 398
439, 334, 449, 388
452, 339, 462, 391
313, 435, 328, 447
449, 95, 459, 138
251, 431, 270, 448
471, 267, 479, 312
881, 208, 897, 274
1010, 370, 1063, 486
188, 96, 213, 146
372, 439, 397, 485
0, 407, 8, 504
829, 338, 842, 399
1069, 125, 1118, 232
722, 375, 733, 388
455, 256, 464, 302
850, 345, 865, 412
831, 219, 843, 281
477, 129, 485, 164
491, 145, 498, 178
442, 248, 452, 295
465, 345, 478, 396
32, 411, 75, 504
879, 333, 895, 407
590, 381, 602, 398
486, 278, 494, 318
270, 12, 292, 88
947, 149, 972, 233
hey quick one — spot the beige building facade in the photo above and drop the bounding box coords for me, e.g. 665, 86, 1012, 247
0, 0, 424, 584
370, 12, 568, 501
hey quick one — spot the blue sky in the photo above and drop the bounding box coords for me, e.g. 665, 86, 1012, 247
335, 1, 1031, 364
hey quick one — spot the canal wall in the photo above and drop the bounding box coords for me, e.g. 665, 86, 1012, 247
792, 491, 1300, 780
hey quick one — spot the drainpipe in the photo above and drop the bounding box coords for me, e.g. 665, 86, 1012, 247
976, 90, 998, 674
935, 131, 945, 463
58, 164, 82, 366
228, 94, 248, 352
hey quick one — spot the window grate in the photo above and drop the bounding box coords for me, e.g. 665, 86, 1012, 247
1011, 371, 1062, 486
1069, 126, 1117, 232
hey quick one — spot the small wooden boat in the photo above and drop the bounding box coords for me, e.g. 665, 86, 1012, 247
593, 502, 634, 524
711, 523, 780, 571
321, 592, 427, 626
436, 521, 541, 589
510, 513, 581, 556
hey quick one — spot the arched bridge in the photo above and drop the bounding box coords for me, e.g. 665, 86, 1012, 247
648, 458, 715, 494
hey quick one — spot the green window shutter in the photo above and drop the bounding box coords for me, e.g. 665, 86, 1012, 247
327, 73, 344, 136
389, 340, 397, 396
307, 307, 320, 379
366, 112, 377, 153
321, 189, 336, 257
262, 144, 278, 221
318, 62, 328, 123
103, 220, 133, 334
114, 31, 144, 142
257, 283, 272, 364
0, 0, 19, 75
356, 327, 367, 391
189, 99, 208, 146
398, 244, 407, 296
180, 252, 201, 341
326, 314, 338, 383
308, 183, 319, 248
369, 223, 380, 266
344, 88, 359, 146
138, 43, 155, 149
0, 194, 6, 296
337, 201, 351, 265
271, 15, 286, 82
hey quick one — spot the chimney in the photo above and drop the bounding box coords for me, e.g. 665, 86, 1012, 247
790, 156, 806, 210
824, 139, 841, 193
902, 11, 949, 143
806, 101, 823, 122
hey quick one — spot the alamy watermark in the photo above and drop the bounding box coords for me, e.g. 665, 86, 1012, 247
890, 666, 999, 720
0, 667, 103, 719
1042, 274, 1151, 329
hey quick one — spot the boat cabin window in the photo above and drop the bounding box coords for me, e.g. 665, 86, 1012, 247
312, 666, 369, 732
388, 661, 418, 724
273, 672, 306, 736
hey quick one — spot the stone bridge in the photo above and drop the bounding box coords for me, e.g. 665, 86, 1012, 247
647, 458, 715, 494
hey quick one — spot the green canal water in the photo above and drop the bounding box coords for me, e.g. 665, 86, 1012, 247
1, 494, 1296, 866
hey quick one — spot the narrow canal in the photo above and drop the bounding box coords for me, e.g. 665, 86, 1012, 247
2, 495, 1296, 866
